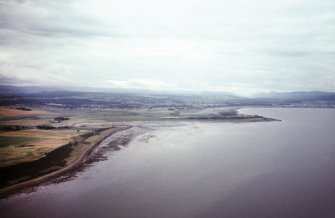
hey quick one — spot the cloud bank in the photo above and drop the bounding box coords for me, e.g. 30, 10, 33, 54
0, 0, 335, 95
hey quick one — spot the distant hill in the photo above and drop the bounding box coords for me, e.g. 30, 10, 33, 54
0, 85, 65, 94
0, 85, 247, 108
255, 91, 335, 101
1, 85, 334, 108
0, 85, 243, 100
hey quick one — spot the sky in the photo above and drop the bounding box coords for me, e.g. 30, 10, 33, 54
0, 0, 335, 96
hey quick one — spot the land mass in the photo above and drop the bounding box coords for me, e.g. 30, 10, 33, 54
0, 86, 286, 198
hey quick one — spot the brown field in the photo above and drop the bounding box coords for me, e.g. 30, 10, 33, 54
0, 129, 86, 139
0, 108, 54, 117
1, 119, 52, 127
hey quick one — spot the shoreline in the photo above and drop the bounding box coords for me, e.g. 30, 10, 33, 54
0, 125, 132, 198
162, 116, 281, 122
0, 116, 278, 199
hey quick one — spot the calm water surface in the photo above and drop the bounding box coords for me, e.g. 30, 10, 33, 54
1, 108, 335, 218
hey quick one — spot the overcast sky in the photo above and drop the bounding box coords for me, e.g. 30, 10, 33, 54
0, 0, 334, 95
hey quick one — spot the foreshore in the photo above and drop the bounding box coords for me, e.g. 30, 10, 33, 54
0, 125, 132, 198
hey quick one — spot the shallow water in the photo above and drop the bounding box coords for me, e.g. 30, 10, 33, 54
1, 108, 335, 218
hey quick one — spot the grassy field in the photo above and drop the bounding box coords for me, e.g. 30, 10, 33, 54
0, 129, 88, 168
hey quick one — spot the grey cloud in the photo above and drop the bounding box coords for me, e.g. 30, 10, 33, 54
0, 1, 115, 40
0, 72, 40, 85
0, 0, 334, 95
0, 74, 23, 85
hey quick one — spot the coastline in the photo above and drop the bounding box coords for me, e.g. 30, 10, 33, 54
0, 125, 132, 198
0, 115, 279, 199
